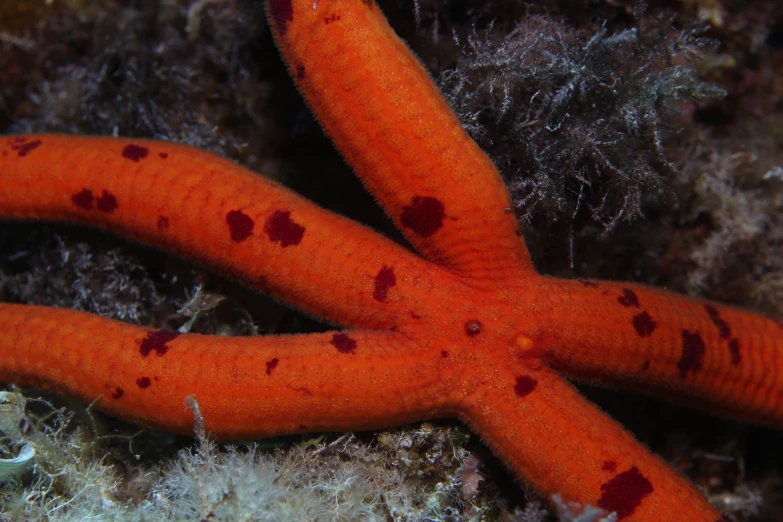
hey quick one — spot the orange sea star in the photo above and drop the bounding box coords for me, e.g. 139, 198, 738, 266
1, 1, 781, 520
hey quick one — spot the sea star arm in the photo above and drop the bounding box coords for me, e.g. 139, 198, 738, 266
532, 278, 783, 426
0, 0, 775, 518
0, 134, 435, 330
267, 0, 534, 284
459, 360, 721, 521
0, 303, 457, 438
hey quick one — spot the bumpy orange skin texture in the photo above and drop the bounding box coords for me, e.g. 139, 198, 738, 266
0, 1, 780, 520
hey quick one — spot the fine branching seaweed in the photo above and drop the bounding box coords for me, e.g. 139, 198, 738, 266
439, 10, 725, 234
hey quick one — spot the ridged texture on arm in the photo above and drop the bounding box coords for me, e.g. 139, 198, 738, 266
0, 304, 456, 438
536, 278, 783, 426
460, 362, 720, 522
0, 135, 432, 330
266, 0, 533, 284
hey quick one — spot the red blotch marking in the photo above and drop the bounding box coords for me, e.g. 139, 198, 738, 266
10, 138, 42, 157
597, 466, 654, 520
617, 288, 639, 308
71, 189, 94, 210
400, 196, 445, 238
641, 360, 650, 372
226, 210, 255, 242
136, 377, 152, 389
266, 357, 279, 376
264, 210, 305, 247
122, 144, 149, 162
96, 190, 118, 213
138, 330, 180, 357
112, 387, 124, 399
602, 460, 617, 472
269, 0, 294, 34
159, 152, 168, 159
728, 338, 741, 365
331, 333, 357, 354
578, 280, 598, 288
157, 216, 169, 230
411, 313, 421, 319
465, 320, 482, 337
679, 330, 705, 378
514, 375, 537, 397
324, 13, 341, 24
373, 266, 396, 302
289, 385, 313, 396
705, 304, 731, 340
296, 64, 305, 79
632, 311, 656, 338
441, 350, 449, 358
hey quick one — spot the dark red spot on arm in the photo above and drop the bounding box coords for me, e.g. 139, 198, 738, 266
514, 375, 537, 397
601, 460, 617, 472
226, 210, 255, 242
96, 190, 118, 213
157, 216, 169, 230
400, 196, 445, 238
289, 385, 313, 396
122, 144, 149, 162
10, 139, 42, 157
597, 466, 654, 519
578, 280, 598, 288
158, 152, 168, 159
324, 13, 341, 24
71, 189, 94, 210
679, 330, 705, 378
266, 357, 279, 376
373, 266, 396, 302
112, 387, 124, 399
330, 333, 357, 354
640, 360, 650, 372
728, 338, 740, 365
464, 320, 482, 337
705, 304, 732, 339
441, 350, 448, 358
632, 311, 656, 338
296, 65, 305, 79
138, 330, 180, 357
617, 288, 639, 308
136, 377, 151, 389
264, 210, 305, 247
269, 0, 294, 34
